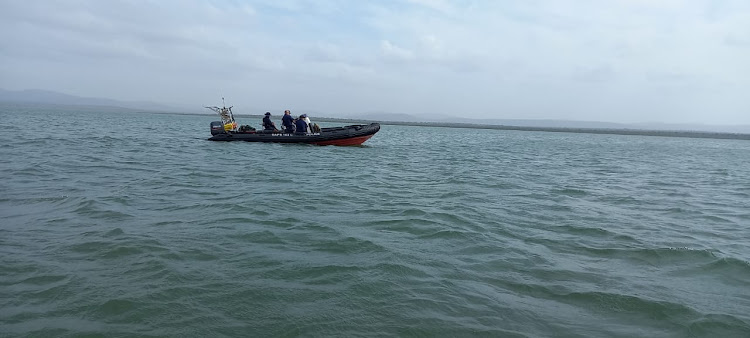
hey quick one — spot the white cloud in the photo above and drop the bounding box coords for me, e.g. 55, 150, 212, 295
380, 40, 415, 61
405, 0, 455, 14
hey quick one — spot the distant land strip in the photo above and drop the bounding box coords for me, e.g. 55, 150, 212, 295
253, 116, 750, 141
4, 99, 746, 141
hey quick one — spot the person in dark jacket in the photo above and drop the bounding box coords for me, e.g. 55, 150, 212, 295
262, 112, 277, 131
281, 110, 295, 133
295, 115, 309, 133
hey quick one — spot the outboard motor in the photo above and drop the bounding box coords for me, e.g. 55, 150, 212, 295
210, 121, 225, 135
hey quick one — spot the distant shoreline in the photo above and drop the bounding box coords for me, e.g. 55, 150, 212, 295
238, 115, 750, 141
2, 101, 749, 141
378, 120, 750, 141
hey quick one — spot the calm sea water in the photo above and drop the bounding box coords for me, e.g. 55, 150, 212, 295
1, 104, 749, 337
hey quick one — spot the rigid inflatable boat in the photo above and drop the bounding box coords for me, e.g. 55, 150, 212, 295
205, 103, 380, 146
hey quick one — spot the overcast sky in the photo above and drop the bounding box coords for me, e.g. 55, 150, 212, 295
1, 0, 749, 124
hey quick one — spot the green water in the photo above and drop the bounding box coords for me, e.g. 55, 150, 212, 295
1, 104, 749, 337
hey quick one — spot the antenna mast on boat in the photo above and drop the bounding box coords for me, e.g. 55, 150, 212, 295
205, 98, 237, 132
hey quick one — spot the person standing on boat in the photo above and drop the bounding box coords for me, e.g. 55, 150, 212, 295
282, 110, 295, 133
295, 114, 309, 133
262, 112, 278, 131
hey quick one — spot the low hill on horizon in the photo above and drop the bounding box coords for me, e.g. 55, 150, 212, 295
0, 88, 178, 112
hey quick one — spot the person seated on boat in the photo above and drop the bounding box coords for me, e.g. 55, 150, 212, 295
282, 110, 295, 133
262, 112, 278, 131
295, 114, 309, 133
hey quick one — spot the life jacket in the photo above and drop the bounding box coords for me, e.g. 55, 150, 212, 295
295, 119, 309, 133
262, 116, 275, 130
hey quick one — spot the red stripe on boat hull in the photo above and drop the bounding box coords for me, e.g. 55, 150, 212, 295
311, 134, 374, 146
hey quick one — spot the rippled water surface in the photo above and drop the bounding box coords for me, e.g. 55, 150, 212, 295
2, 104, 750, 337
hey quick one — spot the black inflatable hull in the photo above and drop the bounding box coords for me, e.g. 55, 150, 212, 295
208, 123, 380, 146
